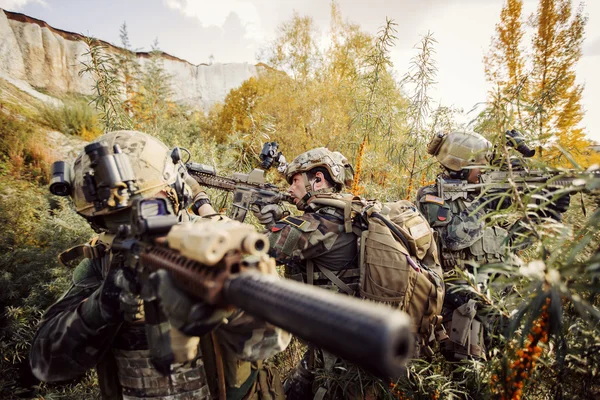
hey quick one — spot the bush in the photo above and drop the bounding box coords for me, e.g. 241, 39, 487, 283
0, 113, 54, 183
0, 175, 94, 398
39, 100, 102, 140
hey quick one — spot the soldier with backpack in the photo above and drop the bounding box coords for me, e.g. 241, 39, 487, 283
253, 147, 445, 399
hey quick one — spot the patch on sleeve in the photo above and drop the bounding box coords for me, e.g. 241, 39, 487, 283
271, 223, 286, 233
425, 194, 444, 205
280, 216, 310, 231
437, 207, 449, 221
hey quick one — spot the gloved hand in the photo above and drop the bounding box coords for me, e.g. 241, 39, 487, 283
252, 204, 284, 226
533, 189, 571, 221
149, 269, 234, 336
97, 268, 142, 323
116, 269, 144, 322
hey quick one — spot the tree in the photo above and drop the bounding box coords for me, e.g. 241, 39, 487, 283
483, 0, 598, 167
79, 37, 133, 132
214, 77, 263, 143
395, 32, 438, 198
115, 22, 141, 117
483, 0, 527, 124
350, 18, 399, 195
131, 39, 174, 138
529, 0, 588, 164
267, 12, 322, 84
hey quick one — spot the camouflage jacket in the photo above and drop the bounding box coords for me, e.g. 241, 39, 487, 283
416, 185, 509, 271
267, 204, 358, 288
29, 215, 290, 399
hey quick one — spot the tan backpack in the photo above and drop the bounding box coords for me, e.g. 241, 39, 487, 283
357, 201, 444, 349
308, 195, 445, 353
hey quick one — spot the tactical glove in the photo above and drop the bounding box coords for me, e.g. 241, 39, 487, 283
84, 268, 141, 325
252, 204, 284, 227
533, 189, 571, 221
149, 269, 234, 337
116, 269, 144, 322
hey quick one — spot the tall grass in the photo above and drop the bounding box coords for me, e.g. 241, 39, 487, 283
39, 100, 102, 140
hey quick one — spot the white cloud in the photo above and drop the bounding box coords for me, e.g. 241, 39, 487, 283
163, 0, 263, 39
0, 0, 45, 11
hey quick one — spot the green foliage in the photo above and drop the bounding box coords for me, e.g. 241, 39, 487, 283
39, 99, 102, 140
0, 176, 94, 398
0, 111, 54, 183
79, 36, 133, 131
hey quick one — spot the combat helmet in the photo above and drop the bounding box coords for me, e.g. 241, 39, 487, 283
285, 147, 354, 191
427, 131, 492, 172
50, 131, 187, 231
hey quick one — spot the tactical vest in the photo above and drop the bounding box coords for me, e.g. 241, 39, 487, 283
60, 237, 211, 400
416, 185, 506, 360
416, 185, 508, 273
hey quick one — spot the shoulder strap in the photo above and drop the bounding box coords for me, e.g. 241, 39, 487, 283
306, 260, 355, 296
58, 235, 106, 268
308, 194, 362, 233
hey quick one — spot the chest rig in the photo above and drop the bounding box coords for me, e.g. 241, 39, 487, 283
59, 236, 211, 400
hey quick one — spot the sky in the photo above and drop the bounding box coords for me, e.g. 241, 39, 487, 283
1, 0, 599, 142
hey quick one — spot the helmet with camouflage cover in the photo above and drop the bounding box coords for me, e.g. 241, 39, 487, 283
427, 131, 492, 172
70, 131, 181, 222
285, 147, 354, 191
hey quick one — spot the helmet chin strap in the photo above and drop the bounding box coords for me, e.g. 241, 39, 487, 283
296, 172, 336, 211
295, 173, 314, 211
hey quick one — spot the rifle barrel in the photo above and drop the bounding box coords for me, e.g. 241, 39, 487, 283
224, 271, 413, 379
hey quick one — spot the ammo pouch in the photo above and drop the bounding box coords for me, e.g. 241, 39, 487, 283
449, 299, 477, 345
468, 226, 508, 264
443, 299, 485, 360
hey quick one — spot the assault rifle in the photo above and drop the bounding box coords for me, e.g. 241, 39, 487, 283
185, 161, 292, 227
112, 196, 413, 379
437, 168, 600, 201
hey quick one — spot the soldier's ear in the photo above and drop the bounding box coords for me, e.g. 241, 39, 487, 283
314, 171, 326, 185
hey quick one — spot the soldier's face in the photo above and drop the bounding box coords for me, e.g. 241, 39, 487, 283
288, 174, 308, 204
467, 167, 481, 184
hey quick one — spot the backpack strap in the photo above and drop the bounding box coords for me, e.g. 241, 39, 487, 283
307, 194, 354, 233
306, 260, 356, 296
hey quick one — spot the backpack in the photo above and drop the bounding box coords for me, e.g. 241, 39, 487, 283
308, 195, 445, 353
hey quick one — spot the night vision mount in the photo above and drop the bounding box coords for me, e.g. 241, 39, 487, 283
49, 142, 138, 214
260, 142, 288, 173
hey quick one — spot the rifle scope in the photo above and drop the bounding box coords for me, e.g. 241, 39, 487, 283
506, 129, 535, 157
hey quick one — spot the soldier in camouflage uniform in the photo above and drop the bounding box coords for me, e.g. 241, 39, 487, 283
416, 130, 569, 361
30, 131, 290, 400
252, 147, 357, 399
253, 147, 358, 294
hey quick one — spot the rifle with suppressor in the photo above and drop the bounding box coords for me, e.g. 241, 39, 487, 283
185, 161, 292, 227
111, 196, 413, 379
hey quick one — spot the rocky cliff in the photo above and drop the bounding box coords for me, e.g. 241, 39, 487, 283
0, 9, 259, 109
